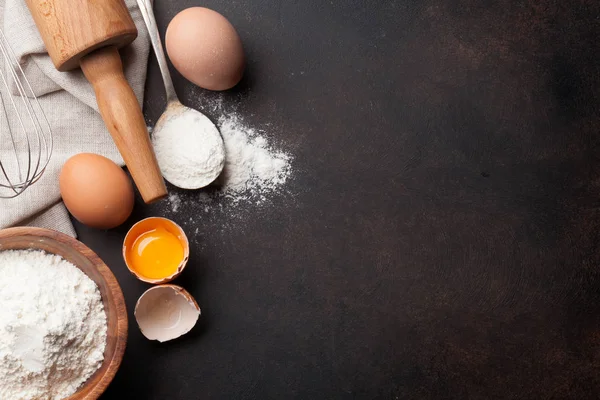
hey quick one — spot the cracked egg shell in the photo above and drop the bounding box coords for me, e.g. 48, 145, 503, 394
135, 285, 200, 342
123, 217, 190, 284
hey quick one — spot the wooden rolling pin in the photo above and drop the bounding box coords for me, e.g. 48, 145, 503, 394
25, 0, 167, 204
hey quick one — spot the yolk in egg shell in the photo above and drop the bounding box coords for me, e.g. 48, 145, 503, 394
128, 226, 184, 280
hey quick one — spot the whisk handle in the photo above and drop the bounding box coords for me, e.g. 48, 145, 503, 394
80, 46, 167, 204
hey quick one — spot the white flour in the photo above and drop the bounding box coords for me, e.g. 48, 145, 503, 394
153, 108, 225, 189
0, 250, 107, 400
165, 113, 292, 213
169, 192, 182, 212
216, 114, 291, 201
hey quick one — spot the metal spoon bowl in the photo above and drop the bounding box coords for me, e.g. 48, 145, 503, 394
137, 0, 225, 189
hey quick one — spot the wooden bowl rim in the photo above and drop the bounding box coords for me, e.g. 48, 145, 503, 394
0, 227, 127, 400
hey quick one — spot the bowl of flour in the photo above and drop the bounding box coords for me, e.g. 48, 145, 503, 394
0, 227, 127, 400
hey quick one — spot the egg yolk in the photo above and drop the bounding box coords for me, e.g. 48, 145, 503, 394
129, 227, 184, 279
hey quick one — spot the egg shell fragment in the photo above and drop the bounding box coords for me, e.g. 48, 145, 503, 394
135, 285, 201, 342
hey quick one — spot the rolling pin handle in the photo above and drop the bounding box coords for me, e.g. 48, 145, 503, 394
80, 46, 167, 204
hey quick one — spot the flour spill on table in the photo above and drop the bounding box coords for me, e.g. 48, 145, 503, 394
215, 114, 292, 201
163, 93, 293, 217
169, 192, 182, 212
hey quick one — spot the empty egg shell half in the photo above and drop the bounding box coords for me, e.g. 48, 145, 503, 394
135, 285, 200, 342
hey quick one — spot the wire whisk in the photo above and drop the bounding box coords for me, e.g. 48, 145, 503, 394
0, 28, 52, 199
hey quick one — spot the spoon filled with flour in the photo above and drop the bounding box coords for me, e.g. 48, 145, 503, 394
138, 0, 225, 189
153, 105, 225, 189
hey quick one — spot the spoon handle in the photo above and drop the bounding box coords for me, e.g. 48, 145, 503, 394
137, 0, 179, 104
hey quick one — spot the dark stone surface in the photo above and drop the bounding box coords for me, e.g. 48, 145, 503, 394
85, 0, 600, 398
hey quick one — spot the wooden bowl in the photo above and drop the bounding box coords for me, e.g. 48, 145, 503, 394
0, 227, 127, 400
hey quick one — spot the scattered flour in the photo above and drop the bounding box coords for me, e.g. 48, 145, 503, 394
0, 250, 107, 400
155, 91, 293, 216
163, 112, 292, 214
169, 192, 181, 212
216, 114, 291, 201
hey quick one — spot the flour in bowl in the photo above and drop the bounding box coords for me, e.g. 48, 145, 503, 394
0, 250, 107, 400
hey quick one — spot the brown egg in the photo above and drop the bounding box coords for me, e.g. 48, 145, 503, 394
166, 7, 245, 91
59, 153, 134, 229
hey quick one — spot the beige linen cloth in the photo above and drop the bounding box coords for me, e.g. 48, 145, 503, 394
0, 0, 150, 236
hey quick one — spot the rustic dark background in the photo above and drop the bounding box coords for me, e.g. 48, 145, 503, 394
85, 0, 600, 398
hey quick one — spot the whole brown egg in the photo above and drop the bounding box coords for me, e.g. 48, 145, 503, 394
59, 153, 134, 229
165, 7, 245, 91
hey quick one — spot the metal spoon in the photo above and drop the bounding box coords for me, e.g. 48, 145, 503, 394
137, 0, 225, 189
